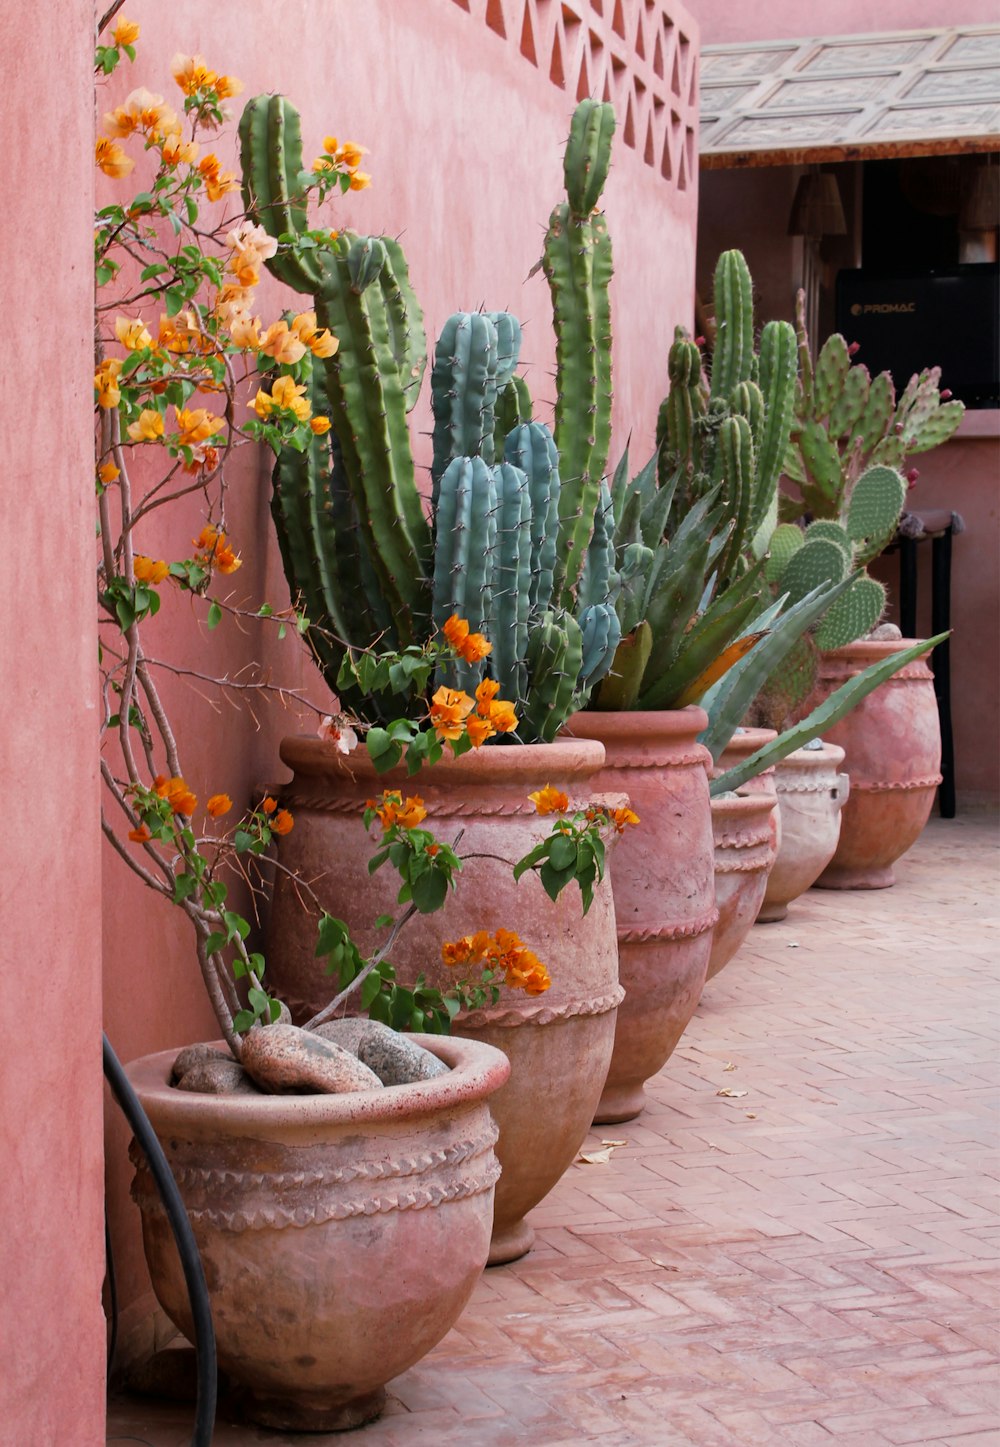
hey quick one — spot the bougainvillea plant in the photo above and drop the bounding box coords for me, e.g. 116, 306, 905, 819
94, 16, 639, 1060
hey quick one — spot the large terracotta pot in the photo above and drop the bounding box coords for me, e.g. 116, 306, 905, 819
707, 792, 777, 979
266, 738, 622, 1265
125, 1035, 509, 1432
808, 641, 941, 889
563, 710, 715, 1124
757, 742, 848, 923
712, 727, 782, 857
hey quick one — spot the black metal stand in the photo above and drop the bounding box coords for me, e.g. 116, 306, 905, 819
896, 514, 956, 819
103, 1034, 217, 1447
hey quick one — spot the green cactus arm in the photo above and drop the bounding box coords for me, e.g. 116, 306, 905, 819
698, 578, 852, 761
709, 634, 948, 796
812, 333, 851, 420
379, 237, 427, 413
752, 320, 798, 536
615, 541, 655, 636
814, 573, 887, 651
797, 419, 844, 515
731, 379, 765, 440
578, 602, 623, 690
503, 421, 560, 614
591, 620, 653, 710
430, 312, 500, 499
715, 414, 754, 584
520, 609, 585, 742
849, 370, 895, 459
710, 251, 754, 401
828, 363, 870, 439
315, 250, 430, 623
431, 457, 497, 693
487, 311, 523, 388
905, 399, 965, 454
578, 480, 617, 609
845, 464, 906, 564
777, 537, 849, 608
490, 461, 532, 705
793, 288, 814, 420
238, 94, 326, 293
564, 98, 616, 217
803, 519, 853, 558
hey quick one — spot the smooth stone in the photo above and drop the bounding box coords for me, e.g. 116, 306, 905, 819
240, 1023, 384, 1095
175, 1060, 261, 1095
313, 1019, 449, 1085
170, 1043, 232, 1084
869, 622, 902, 641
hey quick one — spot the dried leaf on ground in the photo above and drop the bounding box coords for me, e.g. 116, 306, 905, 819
717, 1086, 749, 1099
578, 1146, 615, 1165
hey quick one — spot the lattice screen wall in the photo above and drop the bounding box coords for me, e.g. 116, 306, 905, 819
448, 0, 698, 192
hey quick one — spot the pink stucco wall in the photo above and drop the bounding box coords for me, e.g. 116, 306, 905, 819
0, 2, 107, 1440
696, 0, 1000, 44
101, 0, 700, 1355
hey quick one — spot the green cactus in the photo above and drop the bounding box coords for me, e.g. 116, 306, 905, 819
710, 251, 754, 401
543, 99, 616, 601
764, 521, 805, 584
813, 574, 886, 652
431, 311, 500, 498
784, 289, 964, 529
845, 464, 907, 565
520, 610, 585, 743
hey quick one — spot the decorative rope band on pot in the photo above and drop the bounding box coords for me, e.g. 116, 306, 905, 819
618, 907, 720, 944
458, 983, 625, 1030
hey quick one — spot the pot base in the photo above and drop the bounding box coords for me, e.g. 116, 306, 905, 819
243, 1385, 386, 1433
593, 1083, 645, 1125
755, 902, 789, 923
487, 1216, 535, 1267
814, 863, 896, 890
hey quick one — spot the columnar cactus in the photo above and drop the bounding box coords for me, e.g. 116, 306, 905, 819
240, 92, 622, 741
543, 98, 616, 602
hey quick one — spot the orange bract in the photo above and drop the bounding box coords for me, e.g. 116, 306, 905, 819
528, 785, 569, 816
271, 809, 294, 836
429, 686, 476, 741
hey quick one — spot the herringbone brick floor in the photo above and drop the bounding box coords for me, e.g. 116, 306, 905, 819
108, 814, 1000, 1446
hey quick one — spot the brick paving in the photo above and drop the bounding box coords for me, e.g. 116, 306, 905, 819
107, 814, 1000, 1446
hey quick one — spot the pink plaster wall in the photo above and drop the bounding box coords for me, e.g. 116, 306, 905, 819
0, 1, 107, 1440
101, 0, 700, 1353
696, 0, 1000, 45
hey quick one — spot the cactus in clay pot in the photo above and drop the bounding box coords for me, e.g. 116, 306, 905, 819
239, 94, 621, 741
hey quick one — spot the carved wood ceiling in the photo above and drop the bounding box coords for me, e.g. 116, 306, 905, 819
700, 25, 1000, 169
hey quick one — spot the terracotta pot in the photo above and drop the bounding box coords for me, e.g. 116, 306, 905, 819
125, 1035, 509, 1432
712, 727, 782, 858
707, 792, 777, 979
807, 641, 941, 889
266, 738, 622, 1265
563, 710, 715, 1124
757, 743, 848, 923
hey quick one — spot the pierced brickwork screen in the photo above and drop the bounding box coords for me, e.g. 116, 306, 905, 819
448, 0, 699, 191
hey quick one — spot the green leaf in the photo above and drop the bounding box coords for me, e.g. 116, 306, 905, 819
374, 913, 394, 929
548, 835, 579, 872
206, 600, 222, 630
233, 1009, 255, 1033
410, 868, 449, 914
360, 971, 383, 1009
171, 873, 198, 904
539, 859, 576, 904
233, 829, 255, 854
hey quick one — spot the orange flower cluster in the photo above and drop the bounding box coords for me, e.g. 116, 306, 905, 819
193, 524, 242, 575
206, 793, 232, 818
197, 151, 239, 203
367, 791, 428, 832
171, 52, 243, 101
94, 358, 123, 408
610, 806, 640, 833
249, 375, 312, 425
155, 774, 197, 815
428, 675, 519, 747
442, 613, 491, 664
133, 554, 169, 585
313, 135, 371, 191
442, 928, 551, 996
529, 785, 569, 816
260, 795, 294, 835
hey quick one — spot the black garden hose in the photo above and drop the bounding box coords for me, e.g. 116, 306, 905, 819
103, 1033, 217, 1447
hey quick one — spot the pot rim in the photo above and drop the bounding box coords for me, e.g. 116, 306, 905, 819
774, 741, 846, 769
818, 637, 928, 663
710, 790, 778, 819
564, 704, 708, 741
124, 1033, 511, 1138
279, 734, 606, 786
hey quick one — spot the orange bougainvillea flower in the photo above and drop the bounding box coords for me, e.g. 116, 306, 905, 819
339, 140, 368, 170
214, 74, 244, 100
197, 152, 238, 202
112, 16, 140, 46
442, 614, 469, 651
114, 315, 153, 351
271, 809, 294, 836
127, 409, 165, 443
193, 523, 242, 575
174, 406, 223, 449
370, 790, 427, 832
259, 320, 307, 366
250, 374, 312, 424
171, 52, 217, 95
348, 171, 372, 191
442, 613, 492, 664
133, 555, 169, 585
474, 677, 500, 715
465, 715, 496, 749
161, 133, 199, 167
441, 930, 492, 969
441, 928, 551, 996
104, 89, 179, 142
289, 312, 339, 360
611, 806, 640, 833
206, 793, 232, 818
154, 775, 198, 815
95, 137, 134, 178
484, 698, 519, 734
309, 416, 332, 436
98, 461, 120, 484
128, 823, 151, 843
528, 785, 569, 816
228, 313, 262, 350
94, 358, 123, 409
429, 686, 476, 741
260, 796, 277, 815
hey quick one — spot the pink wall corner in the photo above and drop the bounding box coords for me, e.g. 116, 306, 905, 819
101, 0, 701, 1348
0, 1, 107, 1440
